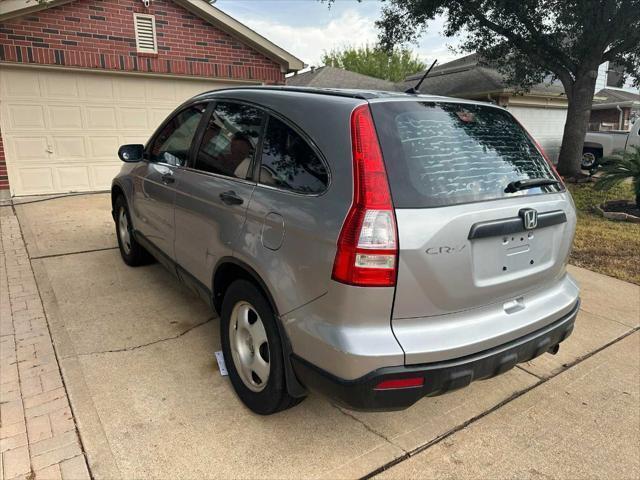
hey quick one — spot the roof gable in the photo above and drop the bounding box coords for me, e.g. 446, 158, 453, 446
593, 88, 640, 104
592, 88, 640, 110
0, 0, 304, 72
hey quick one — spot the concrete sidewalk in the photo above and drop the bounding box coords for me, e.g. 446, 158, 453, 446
1, 207, 89, 480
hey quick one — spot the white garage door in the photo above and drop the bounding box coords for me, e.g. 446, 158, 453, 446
0, 66, 242, 196
507, 106, 568, 163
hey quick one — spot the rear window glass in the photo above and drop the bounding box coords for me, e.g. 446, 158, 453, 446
371, 102, 562, 208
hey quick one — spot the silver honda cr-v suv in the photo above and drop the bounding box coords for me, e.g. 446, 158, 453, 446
112, 87, 580, 415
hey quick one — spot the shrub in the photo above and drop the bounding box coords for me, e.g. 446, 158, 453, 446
594, 146, 640, 209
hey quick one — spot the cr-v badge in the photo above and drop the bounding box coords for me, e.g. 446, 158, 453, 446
426, 245, 466, 255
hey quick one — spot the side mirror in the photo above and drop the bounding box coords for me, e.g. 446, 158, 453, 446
118, 144, 145, 162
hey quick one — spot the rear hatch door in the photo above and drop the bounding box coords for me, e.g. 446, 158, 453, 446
370, 100, 573, 319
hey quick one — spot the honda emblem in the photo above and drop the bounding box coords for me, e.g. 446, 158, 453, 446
519, 208, 538, 230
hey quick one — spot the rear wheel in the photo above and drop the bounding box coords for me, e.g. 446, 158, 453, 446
114, 195, 154, 266
220, 279, 304, 414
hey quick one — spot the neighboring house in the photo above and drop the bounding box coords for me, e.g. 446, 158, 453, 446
0, 0, 303, 197
595, 61, 638, 94
589, 88, 640, 131
403, 54, 569, 162
286, 66, 399, 91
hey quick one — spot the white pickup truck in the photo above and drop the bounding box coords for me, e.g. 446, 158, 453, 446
582, 120, 640, 170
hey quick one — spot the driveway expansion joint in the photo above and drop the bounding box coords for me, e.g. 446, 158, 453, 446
358, 380, 543, 480
359, 324, 640, 479
10, 191, 109, 207
515, 364, 543, 379
331, 404, 407, 454
71, 317, 216, 357
30, 247, 119, 261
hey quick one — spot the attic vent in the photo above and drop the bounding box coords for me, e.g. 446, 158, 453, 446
134, 13, 157, 53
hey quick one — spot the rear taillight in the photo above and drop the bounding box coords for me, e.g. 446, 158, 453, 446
331, 104, 398, 287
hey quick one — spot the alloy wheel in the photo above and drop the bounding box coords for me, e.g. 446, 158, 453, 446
581, 152, 596, 169
229, 301, 270, 392
118, 207, 132, 255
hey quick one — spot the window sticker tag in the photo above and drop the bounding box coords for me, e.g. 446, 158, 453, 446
456, 111, 475, 123
215, 351, 228, 376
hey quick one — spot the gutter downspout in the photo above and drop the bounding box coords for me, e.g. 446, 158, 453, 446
616, 105, 624, 130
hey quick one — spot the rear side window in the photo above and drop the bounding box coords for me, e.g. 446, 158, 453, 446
371, 102, 561, 208
194, 102, 264, 179
258, 116, 328, 194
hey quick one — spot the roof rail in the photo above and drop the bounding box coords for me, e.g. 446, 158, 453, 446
193, 86, 387, 100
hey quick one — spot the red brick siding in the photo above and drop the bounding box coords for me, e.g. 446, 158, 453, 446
0, 0, 285, 83
589, 107, 631, 130
0, 125, 7, 191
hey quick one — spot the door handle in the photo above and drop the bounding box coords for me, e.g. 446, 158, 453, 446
161, 173, 175, 184
219, 190, 244, 206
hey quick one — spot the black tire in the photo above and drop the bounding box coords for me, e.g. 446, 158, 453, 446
220, 279, 304, 415
581, 148, 602, 171
114, 195, 154, 266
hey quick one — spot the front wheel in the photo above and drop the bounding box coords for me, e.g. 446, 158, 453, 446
220, 279, 304, 414
114, 195, 154, 266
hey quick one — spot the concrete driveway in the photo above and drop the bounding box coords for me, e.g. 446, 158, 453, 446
13, 193, 640, 480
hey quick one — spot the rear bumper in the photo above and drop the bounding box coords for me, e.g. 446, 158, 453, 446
291, 299, 579, 411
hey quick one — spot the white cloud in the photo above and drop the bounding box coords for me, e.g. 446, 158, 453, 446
230, 5, 461, 69
241, 9, 380, 66
414, 42, 459, 66
413, 15, 461, 65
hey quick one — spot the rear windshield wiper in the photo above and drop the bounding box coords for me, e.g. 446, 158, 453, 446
505, 178, 560, 193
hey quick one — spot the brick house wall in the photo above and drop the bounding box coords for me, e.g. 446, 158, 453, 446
0, 0, 288, 192
589, 107, 631, 130
0, 126, 7, 192
0, 0, 285, 82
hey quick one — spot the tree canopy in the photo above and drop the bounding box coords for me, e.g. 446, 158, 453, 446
321, 44, 426, 82
374, 0, 640, 177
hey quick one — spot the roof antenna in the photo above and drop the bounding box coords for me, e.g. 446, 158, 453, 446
405, 59, 437, 94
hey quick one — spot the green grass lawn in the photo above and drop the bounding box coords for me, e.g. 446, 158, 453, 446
568, 182, 640, 285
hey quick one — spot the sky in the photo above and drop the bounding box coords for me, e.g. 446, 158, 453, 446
215, 0, 461, 68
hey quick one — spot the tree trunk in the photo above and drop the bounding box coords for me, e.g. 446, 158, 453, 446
556, 71, 598, 179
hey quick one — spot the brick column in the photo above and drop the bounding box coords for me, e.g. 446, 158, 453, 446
0, 126, 9, 194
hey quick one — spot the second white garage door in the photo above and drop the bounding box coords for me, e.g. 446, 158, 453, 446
0, 66, 244, 196
507, 105, 568, 163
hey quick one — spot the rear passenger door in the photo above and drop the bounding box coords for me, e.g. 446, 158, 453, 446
234, 114, 332, 314
173, 101, 264, 289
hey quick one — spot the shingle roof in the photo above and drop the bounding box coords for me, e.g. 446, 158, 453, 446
286, 66, 399, 91
593, 88, 640, 105
403, 53, 565, 97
